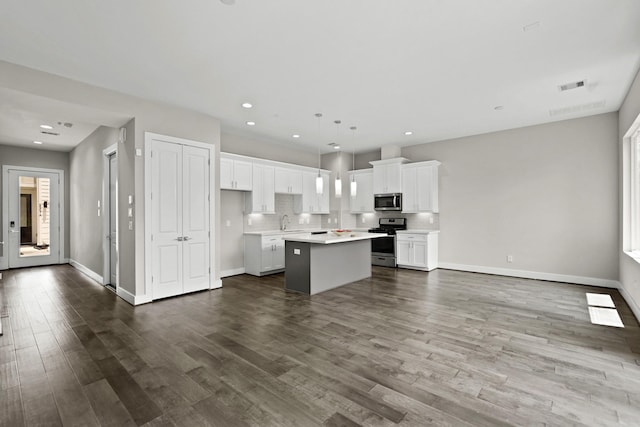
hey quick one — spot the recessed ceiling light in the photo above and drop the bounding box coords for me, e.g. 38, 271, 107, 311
242, 102, 253, 109
33, 140, 43, 145
494, 105, 504, 110
404, 131, 413, 136
292, 134, 300, 138
246, 121, 255, 126
40, 124, 53, 130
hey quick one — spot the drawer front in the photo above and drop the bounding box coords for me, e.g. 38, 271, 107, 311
396, 234, 427, 242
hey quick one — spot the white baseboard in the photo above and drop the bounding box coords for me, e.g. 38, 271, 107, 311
212, 279, 223, 289
618, 285, 640, 323
68, 259, 103, 284
438, 262, 621, 288
116, 287, 152, 306
221, 267, 245, 278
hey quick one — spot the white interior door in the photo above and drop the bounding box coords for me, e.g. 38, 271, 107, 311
150, 140, 211, 299
7, 168, 61, 268
181, 145, 210, 293
150, 141, 184, 299
108, 154, 118, 285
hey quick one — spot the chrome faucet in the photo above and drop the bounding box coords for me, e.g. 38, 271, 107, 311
280, 214, 290, 231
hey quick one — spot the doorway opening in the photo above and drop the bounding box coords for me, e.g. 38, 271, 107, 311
103, 144, 118, 292
1, 166, 64, 269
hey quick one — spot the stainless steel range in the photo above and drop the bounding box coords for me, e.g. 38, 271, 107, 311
368, 218, 407, 267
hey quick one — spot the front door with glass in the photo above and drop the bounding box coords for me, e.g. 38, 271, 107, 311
7, 168, 61, 268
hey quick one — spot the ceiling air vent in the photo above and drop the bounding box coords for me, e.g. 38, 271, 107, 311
41, 131, 59, 136
559, 80, 586, 92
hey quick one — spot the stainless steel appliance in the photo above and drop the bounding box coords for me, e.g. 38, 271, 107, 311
374, 193, 402, 211
368, 217, 406, 267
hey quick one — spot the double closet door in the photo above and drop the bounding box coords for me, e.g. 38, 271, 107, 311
149, 138, 211, 299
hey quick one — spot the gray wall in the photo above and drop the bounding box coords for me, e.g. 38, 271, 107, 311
69, 126, 119, 276
221, 132, 318, 167
354, 149, 381, 169
619, 68, 640, 314
0, 61, 220, 299
402, 112, 619, 281
0, 144, 70, 260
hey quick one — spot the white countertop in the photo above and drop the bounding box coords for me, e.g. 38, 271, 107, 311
396, 229, 440, 234
283, 232, 388, 245
244, 229, 325, 236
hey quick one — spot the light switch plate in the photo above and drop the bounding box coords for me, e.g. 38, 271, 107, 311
128, 221, 133, 230
136, 148, 142, 156
225, 220, 231, 227
128, 195, 133, 205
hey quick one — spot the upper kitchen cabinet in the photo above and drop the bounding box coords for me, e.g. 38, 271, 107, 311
294, 171, 330, 214
402, 160, 440, 213
220, 153, 253, 190
245, 163, 275, 214
370, 158, 409, 194
274, 167, 303, 195
348, 169, 374, 213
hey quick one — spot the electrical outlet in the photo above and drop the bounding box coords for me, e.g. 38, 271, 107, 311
429, 216, 434, 224
247, 218, 252, 226
507, 255, 513, 263
305, 217, 309, 224
298, 218, 303, 224
225, 220, 231, 227
128, 221, 133, 230
327, 218, 332, 224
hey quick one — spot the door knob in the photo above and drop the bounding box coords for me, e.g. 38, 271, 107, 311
183, 236, 191, 241
176, 237, 183, 241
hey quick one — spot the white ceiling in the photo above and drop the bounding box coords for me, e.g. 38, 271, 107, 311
0, 0, 639, 153
0, 88, 131, 151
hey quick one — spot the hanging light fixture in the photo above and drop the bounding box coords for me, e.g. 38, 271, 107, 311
334, 120, 342, 198
350, 126, 357, 197
315, 113, 324, 195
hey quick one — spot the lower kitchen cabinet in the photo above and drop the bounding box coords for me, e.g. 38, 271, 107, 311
244, 234, 285, 276
396, 231, 439, 271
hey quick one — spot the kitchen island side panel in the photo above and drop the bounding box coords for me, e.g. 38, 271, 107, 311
284, 241, 311, 294
309, 240, 371, 295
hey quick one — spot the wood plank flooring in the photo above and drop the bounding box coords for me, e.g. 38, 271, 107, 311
1, 265, 639, 426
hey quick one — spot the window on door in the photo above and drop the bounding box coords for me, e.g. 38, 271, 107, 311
18, 176, 51, 257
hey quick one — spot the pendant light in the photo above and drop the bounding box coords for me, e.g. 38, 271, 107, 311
334, 120, 342, 198
315, 113, 324, 195
350, 126, 357, 197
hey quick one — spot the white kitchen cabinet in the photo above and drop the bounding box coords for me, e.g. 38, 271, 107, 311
245, 163, 275, 214
244, 234, 285, 275
370, 158, 408, 194
396, 231, 438, 271
274, 167, 303, 194
294, 171, 330, 214
402, 161, 440, 213
348, 169, 374, 213
220, 154, 253, 190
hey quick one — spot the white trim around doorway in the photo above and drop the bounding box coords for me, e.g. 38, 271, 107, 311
1, 165, 65, 271
102, 144, 119, 292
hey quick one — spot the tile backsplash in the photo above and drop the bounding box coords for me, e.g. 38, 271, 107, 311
243, 194, 323, 232
240, 194, 439, 232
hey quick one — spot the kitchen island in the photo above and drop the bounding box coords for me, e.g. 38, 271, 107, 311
283, 232, 387, 295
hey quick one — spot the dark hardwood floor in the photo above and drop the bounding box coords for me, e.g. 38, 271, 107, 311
1, 265, 640, 426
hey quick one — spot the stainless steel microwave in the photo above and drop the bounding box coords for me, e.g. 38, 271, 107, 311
374, 193, 402, 211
